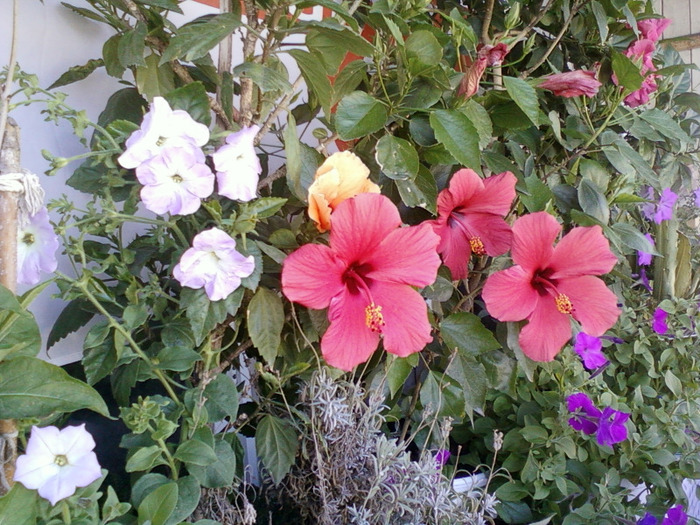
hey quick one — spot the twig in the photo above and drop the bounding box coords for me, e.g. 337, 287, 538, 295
256, 165, 286, 190
122, 0, 147, 23
255, 75, 304, 145
240, 0, 260, 126
481, 0, 496, 44
349, 0, 364, 15
217, 0, 234, 128
506, 0, 555, 51
0, 0, 18, 150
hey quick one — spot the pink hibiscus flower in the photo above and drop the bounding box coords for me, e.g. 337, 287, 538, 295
538, 70, 602, 98
482, 212, 620, 361
430, 168, 516, 280
281, 193, 441, 371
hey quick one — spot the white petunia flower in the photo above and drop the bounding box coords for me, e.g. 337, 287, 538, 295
212, 125, 261, 202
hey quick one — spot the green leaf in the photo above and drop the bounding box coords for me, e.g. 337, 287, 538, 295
183, 288, 241, 346
610, 49, 643, 92
165, 476, 201, 525
503, 76, 540, 127
189, 438, 237, 488
0, 483, 37, 525
579, 158, 610, 191
0, 357, 108, 418
97, 88, 147, 129
83, 336, 118, 385
294, 0, 358, 29
429, 109, 481, 171
331, 60, 367, 106
395, 164, 438, 214
103, 34, 126, 78
160, 13, 242, 64
49, 59, 103, 89
639, 108, 691, 143
156, 346, 201, 372
578, 178, 609, 224
174, 439, 218, 467
386, 355, 415, 397
135, 53, 176, 100
307, 27, 374, 74
247, 287, 285, 365
137, 482, 178, 525
288, 49, 333, 116
256, 415, 299, 485
440, 312, 501, 357
233, 62, 292, 94
420, 371, 465, 419
374, 134, 419, 180
102, 486, 132, 522
609, 223, 655, 253
664, 369, 682, 397
161, 318, 195, 349
118, 21, 148, 68
521, 174, 553, 213
461, 100, 493, 149
591, 1, 609, 44
164, 82, 212, 126
334, 91, 387, 140
0, 285, 41, 360
404, 30, 442, 76
284, 111, 304, 201
204, 373, 239, 421
126, 445, 167, 473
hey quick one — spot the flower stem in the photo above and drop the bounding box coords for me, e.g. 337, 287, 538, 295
157, 437, 179, 480
61, 501, 72, 524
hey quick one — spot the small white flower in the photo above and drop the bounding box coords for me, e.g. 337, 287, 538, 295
17, 207, 59, 285
212, 125, 261, 202
14, 425, 102, 506
118, 96, 210, 169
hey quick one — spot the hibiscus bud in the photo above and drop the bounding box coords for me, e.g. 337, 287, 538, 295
538, 70, 602, 98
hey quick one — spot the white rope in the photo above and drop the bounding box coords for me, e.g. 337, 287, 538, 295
0, 170, 46, 224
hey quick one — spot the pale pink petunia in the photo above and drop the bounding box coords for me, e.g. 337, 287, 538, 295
538, 70, 601, 98
136, 146, 215, 215
429, 168, 516, 280
482, 212, 620, 361
17, 207, 59, 285
173, 228, 255, 301
281, 193, 441, 371
118, 97, 210, 169
14, 425, 102, 506
213, 126, 261, 202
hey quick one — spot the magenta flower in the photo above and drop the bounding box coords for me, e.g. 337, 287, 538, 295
118, 97, 210, 169
213, 125, 261, 202
621, 39, 658, 107
173, 228, 255, 301
573, 332, 607, 370
652, 307, 669, 335
281, 193, 441, 371
14, 425, 102, 506
429, 168, 516, 280
654, 188, 678, 223
538, 70, 601, 98
482, 212, 620, 362
596, 407, 630, 447
637, 18, 671, 42
567, 393, 601, 435
17, 207, 59, 285
135, 146, 214, 215
662, 505, 688, 525
637, 234, 654, 266
625, 76, 658, 108
434, 449, 451, 468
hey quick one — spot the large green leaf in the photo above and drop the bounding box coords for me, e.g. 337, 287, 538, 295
118, 21, 147, 68
404, 30, 442, 76
420, 371, 465, 419
233, 62, 292, 94
395, 164, 438, 214
461, 100, 493, 149
0, 356, 109, 418
160, 13, 242, 64
137, 482, 178, 525
288, 49, 333, 115
247, 287, 285, 365
335, 91, 387, 140
577, 178, 609, 224
164, 82, 212, 126
429, 109, 481, 171
503, 76, 540, 127
174, 439, 218, 467
440, 312, 501, 357
188, 438, 237, 488
0, 284, 40, 361
610, 49, 643, 92
375, 134, 419, 180
307, 27, 374, 74
256, 415, 299, 485
0, 483, 37, 525
204, 373, 239, 421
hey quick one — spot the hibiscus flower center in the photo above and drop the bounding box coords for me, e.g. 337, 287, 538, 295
343, 264, 385, 333
365, 303, 385, 333
469, 236, 486, 255
22, 232, 35, 245
54, 454, 68, 467
448, 210, 486, 256
531, 269, 574, 314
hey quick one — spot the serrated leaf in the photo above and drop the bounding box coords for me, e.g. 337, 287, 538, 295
375, 134, 419, 180
395, 164, 438, 213
429, 109, 480, 171
247, 287, 285, 364
204, 373, 239, 421
611, 49, 643, 92
118, 21, 148, 68
334, 91, 387, 140
160, 13, 242, 64
256, 415, 299, 484
49, 59, 104, 89
164, 82, 212, 126
233, 62, 292, 93
503, 76, 540, 127
440, 313, 501, 357
288, 48, 333, 116
405, 30, 442, 76
461, 100, 493, 149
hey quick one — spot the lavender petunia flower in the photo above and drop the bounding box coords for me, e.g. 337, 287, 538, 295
637, 234, 654, 266
638, 512, 658, 525
596, 406, 630, 446
662, 505, 688, 525
653, 188, 678, 224
173, 228, 255, 301
652, 307, 669, 335
17, 207, 59, 285
567, 393, 601, 435
213, 126, 261, 202
118, 97, 210, 169
14, 425, 102, 506
136, 146, 214, 215
573, 332, 608, 370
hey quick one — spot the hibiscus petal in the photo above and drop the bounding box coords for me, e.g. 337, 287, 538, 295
549, 225, 618, 279
433, 218, 471, 280
482, 266, 539, 322
511, 212, 560, 270
281, 244, 345, 309
329, 193, 401, 262
365, 223, 440, 287
321, 290, 380, 371
519, 296, 572, 361
437, 168, 483, 217
557, 276, 620, 336
467, 171, 517, 215
371, 282, 433, 357
460, 212, 513, 257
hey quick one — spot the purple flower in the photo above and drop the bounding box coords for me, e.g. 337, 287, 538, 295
694, 188, 700, 207
567, 393, 601, 435
596, 406, 630, 446
14, 425, 102, 506
573, 332, 608, 370
173, 228, 255, 301
434, 449, 451, 468
638, 267, 652, 292
213, 126, 261, 202
652, 307, 669, 335
637, 234, 654, 266
118, 97, 209, 169
136, 146, 214, 215
17, 207, 59, 285
640, 187, 656, 221
662, 505, 688, 525
638, 512, 658, 525
653, 188, 678, 224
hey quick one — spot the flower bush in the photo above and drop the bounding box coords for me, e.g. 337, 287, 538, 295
1, 0, 700, 524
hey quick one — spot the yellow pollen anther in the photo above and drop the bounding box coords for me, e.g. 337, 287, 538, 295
365, 303, 385, 333
555, 293, 573, 314
469, 236, 486, 256
171, 174, 183, 183
54, 454, 68, 467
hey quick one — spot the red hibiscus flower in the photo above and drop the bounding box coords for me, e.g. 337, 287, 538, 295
281, 193, 441, 371
482, 212, 620, 361
538, 70, 602, 98
430, 168, 516, 280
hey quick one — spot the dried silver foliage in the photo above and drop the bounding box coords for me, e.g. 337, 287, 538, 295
283, 370, 499, 525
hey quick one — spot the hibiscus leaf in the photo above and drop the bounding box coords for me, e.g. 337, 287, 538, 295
404, 30, 443, 77
394, 164, 438, 214
335, 91, 388, 140
288, 49, 333, 116
503, 76, 541, 127
440, 312, 501, 357
118, 21, 148, 68
420, 371, 465, 419
204, 373, 239, 421
247, 287, 285, 365
578, 178, 609, 224
610, 49, 643, 92
256, 415, 299, 485
233, 62, 293, 94
164, 82, 211, 126
375, 134, 419, 181
160, 13, 242, 65
429, 109, 481, 172
189, 438, 237, 488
